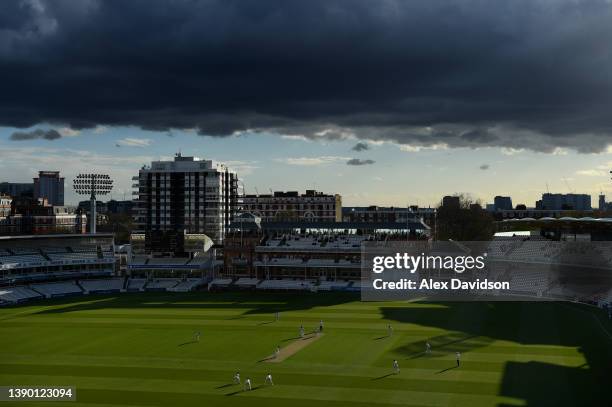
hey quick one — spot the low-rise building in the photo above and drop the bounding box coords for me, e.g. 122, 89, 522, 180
242, 190, 341, 222
0, 194, 12, 217
0, 197, 86, 235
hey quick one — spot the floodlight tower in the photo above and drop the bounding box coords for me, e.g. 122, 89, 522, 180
73, 173, 113, 234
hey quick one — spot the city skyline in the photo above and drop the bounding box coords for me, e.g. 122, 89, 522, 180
1, 125, 611, 207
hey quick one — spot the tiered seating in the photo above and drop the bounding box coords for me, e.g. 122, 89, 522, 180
508, 270, 549, 294
168, 279, 203, 292
80, 278, 123, 293
234, 277, 260, 287
208, 278, 233, 288
0, 286, 42, 303
0, 254, 46, 265
317, 280, 351, 291
38, 246, 69, 254
263, 233, 367, 250
30, 281, 82, 298
187, 257, 210, 265
127, 278, 146, 291
257, 279, 313, 290
267, 258, 306, 266
48, 251, 98, 262
145, 279, 180, 290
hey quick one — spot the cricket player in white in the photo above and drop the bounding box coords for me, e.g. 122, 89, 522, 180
319, 319, 324, 332
387, 324, 393, 337
425, 342, 431, 354
456, 351, 461, 367
244, 378, 252, 391
393, 359, 400, 374
194, 331, 201, 342
265, 373, 274, 385
233, 372, 241, 384
299, 325, 305, 338
275, 346, 280, 358
276, 311, 280, 321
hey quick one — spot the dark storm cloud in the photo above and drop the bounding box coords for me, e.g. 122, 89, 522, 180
2, 0, 612, 152
347, 158, 375, 166
10, 128, 61, 141
352, 142, 370, 152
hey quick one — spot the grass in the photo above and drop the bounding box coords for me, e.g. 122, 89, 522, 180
0, 291, 611, 407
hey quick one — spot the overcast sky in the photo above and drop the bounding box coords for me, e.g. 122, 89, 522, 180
1, 0, 612, 206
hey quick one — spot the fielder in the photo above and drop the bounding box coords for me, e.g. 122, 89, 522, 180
299, 325, 305, 338
387, 324, 393, 337
275, 346, 281, 358
319, 319, 324, 332
456, 351, 461, 367
194, 331, 201, 342
244, 378, 252, 391
425, 341, 431, 354
393, 359, 400, 374
265, 373, 274, 385
233, 372, 241, 384
276, 311, 280, 321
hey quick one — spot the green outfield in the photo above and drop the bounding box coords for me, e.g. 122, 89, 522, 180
1, 292, 611, 407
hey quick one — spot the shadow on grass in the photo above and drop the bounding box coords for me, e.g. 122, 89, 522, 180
372, 373, 396, 381
215, 383, 233, 389
401, 334, 481, 360
178, 340, 197, 347
29, 291, 359, 317
257, 356, 275, 363
435, 365, 458, 374
381, 302, 612, 406
373, 335, 388, 340
226, 386, 261, 396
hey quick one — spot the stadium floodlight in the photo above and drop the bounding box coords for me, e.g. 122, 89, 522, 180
73, 173, 113, 234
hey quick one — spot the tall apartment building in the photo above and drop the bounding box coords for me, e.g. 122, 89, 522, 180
33, 171, 64, 206
132, 154, 239, 254
242, 190, 342, 222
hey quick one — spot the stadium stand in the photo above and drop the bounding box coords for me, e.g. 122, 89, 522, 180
234, 277, 260, 287
317, 280, 351, 291
0, 286, 42, 304
208, 278, 233, 289
30, 281, 83, 298
126, 278, 147, 292
145, 278, 180, 291
80, 278, 124, 293
257, 279, 313, 290
168, 279, 204, 292
186, 256, 212, 266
